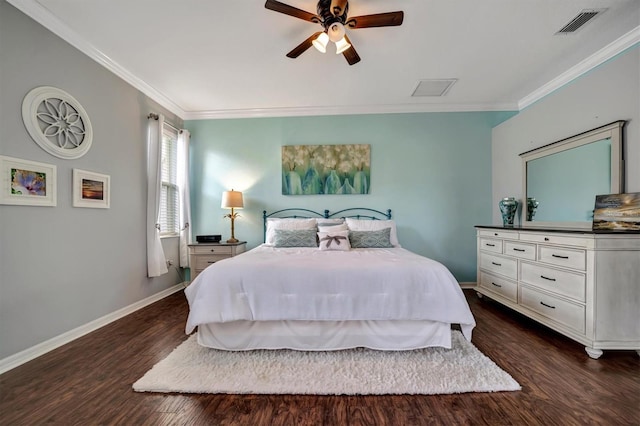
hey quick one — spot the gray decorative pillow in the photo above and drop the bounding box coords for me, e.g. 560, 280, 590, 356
349, 228, 394, 248
273, 229, 318, 247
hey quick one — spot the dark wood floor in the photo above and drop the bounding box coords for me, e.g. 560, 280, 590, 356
1, 289, 638, 426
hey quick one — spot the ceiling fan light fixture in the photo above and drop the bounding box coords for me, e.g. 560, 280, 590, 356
335, 37, 351, 54
312, 32, 329, 53
327, 22, 346, 42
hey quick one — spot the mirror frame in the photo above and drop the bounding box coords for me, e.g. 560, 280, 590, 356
520, 120, 625, 229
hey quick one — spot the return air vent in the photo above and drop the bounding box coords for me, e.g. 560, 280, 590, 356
412, 79, 457, 97
556, 9, 606, 34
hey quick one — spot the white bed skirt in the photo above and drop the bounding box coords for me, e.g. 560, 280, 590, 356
196, 320, 453, 351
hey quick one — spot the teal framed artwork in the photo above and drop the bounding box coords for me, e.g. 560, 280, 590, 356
282, 144, 370, 195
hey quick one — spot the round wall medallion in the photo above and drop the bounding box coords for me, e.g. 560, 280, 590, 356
22, 86, 93, 159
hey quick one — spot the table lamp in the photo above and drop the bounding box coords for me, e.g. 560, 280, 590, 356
221, 190, 243, 243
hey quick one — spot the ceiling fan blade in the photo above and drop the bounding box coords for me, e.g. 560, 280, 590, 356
346, 11, 404, 29
342, 35, 361, 65
286, 32, 323, 58
265, 0, 319, 23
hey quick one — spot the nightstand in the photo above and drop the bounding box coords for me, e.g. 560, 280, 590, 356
188, 241, 246, 281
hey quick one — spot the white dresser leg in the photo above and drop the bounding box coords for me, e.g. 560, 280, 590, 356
585, 347, 603, 359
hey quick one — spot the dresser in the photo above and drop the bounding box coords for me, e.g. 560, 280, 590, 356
188, 242, 246, 281
476, 226, 640, 359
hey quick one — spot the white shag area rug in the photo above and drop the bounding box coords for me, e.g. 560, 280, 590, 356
133, 331, 520, 395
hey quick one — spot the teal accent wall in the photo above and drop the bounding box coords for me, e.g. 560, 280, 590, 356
186, 111, 515, 282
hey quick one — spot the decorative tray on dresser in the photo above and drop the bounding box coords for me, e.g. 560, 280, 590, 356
475, 225, 640, 359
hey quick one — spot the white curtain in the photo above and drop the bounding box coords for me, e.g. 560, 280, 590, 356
178, 129, 192, 268
146, 114, 168, 277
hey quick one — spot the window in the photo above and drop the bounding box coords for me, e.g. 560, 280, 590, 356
160, 125, 179, 236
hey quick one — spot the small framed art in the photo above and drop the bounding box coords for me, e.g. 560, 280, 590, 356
0, 155, 57, 206
592, 192, 640, 231
73, 169, 110, 208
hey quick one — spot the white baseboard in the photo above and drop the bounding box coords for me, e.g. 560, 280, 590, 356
460, 282, 477, 289
0, 282, 186, 375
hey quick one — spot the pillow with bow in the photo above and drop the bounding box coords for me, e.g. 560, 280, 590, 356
317, 230, 351, 251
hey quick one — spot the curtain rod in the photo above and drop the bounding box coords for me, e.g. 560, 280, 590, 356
147, 113, 182, 133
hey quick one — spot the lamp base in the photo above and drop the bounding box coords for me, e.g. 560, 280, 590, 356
226, 237, 239, 243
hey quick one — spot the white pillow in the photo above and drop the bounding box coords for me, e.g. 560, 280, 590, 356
265, 218, 317, 245
317, 218, 345, 226
345, 218, 401, 247
318, 223, 348, 233
317, 230, 351, 251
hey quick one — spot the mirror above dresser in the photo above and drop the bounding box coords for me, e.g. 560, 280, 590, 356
520, 121, 625, 229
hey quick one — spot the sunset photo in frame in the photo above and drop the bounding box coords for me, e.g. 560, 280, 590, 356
73, 169, 110, 208
0, 155, 57, 206
592, 192, 640, 231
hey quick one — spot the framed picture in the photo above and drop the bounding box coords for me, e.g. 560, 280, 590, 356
73, 169, 110, 208
0, 155, 57, 206
592, 192, 640, 231
282, 144, 370, 195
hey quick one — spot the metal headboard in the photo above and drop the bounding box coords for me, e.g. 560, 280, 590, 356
263, 208, 392, 242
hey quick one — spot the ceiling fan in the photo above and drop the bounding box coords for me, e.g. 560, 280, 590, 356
265, 0, 404, 65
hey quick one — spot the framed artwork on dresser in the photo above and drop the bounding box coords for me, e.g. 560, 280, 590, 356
0, 155, 57, 207
592, 192, 640, 231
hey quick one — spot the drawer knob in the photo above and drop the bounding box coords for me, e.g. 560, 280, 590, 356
513, 248, 525, 252
491, 262, 502, 266
486, 243, 495, 247
210, 249, 215, 252
494, 233, 498, 236
540, 301, 556, 309
540, 275, 556, 282
491, 282, 502, 288
544, 237, 550, 241
207, 261, 216, 264
551, 254, 569, 259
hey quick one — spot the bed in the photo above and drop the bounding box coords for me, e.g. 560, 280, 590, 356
185, 208, 476, 351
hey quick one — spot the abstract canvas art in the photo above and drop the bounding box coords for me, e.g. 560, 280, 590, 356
282, 144, 370, 195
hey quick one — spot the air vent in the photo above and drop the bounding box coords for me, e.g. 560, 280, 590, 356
556, 9, 606, 34
412, 79, 457, 97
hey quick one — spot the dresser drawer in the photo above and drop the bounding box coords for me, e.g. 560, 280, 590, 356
538, 246, 586, 271
520, 262, 585, 302
504, 241, 536, 260
479, 253, 518, 280
191, 245, 233, 255
479, 272, 517, 303
520, 286, 585, 334
519, 232, 590, 249
479, 238, 503, 254
478, 229, 518, 240
194, 255, 231, 270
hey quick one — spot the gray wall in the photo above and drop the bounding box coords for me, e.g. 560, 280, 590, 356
492, 46, 640, 225
0, 1, 184, 360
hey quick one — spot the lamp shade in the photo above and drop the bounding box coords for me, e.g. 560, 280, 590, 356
221, 190, 243, 209
312, 32, 329, 53
327, 22, 346, 43
335, 37, 351, 54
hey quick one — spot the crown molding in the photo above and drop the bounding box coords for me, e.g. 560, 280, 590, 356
518, 26, 640, 110
183, 102, 519, 120
10, 0, 638, 121
7, 0, 187, 118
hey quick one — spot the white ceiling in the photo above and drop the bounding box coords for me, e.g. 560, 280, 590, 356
9, 0, 640, 119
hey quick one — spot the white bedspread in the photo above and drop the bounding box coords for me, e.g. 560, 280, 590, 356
185, 245, 475, 340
